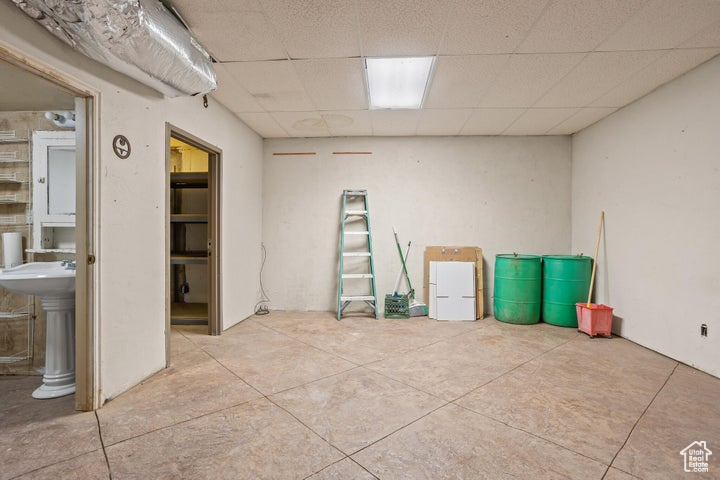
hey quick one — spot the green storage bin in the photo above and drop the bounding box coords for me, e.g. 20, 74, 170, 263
542, 255, 592, 327
494, 254, 541, 324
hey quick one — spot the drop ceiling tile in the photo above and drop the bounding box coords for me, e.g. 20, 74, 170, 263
358, 0, 451, 56
424, 55, 510, 109
460, 109, 525, 135
212, 65, 264, 112
260, 0, 360, 59
369, 110, 421, 136
222, 61, 315, 111
598, 0, 720, 51
441, 0, 550, 54
416, 109, 473, 135
293, 59, 367, 111
516, 0, 646, 53
682, 20, 720, 48
181, 11, 288, 62
322, 111, 373, 136
546, 107, 617, 134
535, 51, 664, 108
236, 112, 289, 137
591, 48, 720, 107
478, 53, 585, 107
503, 108, 579, 135
272, 111, 331, 137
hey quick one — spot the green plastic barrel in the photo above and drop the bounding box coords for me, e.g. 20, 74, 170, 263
494, 254, 542, 324
542, 255, 593, 327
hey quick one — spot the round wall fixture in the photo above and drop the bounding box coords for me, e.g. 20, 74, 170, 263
112, 135, 131, 159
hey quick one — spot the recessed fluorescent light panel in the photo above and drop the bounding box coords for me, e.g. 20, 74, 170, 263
365, 57, 435, 109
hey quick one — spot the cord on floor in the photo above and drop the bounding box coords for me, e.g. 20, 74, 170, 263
254, 243, 270, 315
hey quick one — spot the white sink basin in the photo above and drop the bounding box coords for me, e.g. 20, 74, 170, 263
0, 261, 75, 297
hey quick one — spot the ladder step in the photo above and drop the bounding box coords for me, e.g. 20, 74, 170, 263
344, 231, 369, 235
342, 274, 374, 279
345, 210, 368, 216
344, 189, 367, 196
343, 252, 371, 257
341, 295, 375, 301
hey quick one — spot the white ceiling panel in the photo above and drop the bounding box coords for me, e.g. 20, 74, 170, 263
416, 109, 473, 136
535, 51, 664, 108
180, 11, 287, 62
591, 49, 720, 107
504, 108, 578, 135
441, 0, 550, 54
516, 0, 646, 53
272, 111, 331, 137
370, 110, 421, 136
222, 61, 315, 111
424, 55, 510, 109
322, 111, 373, 136
236, 112, 288, 137
478, 53, 585, 107
598, 0, 720, 52
260, 0, 360, 59
682, 20, 720, 48
460, 109, 525, 135
546, 107, 617, 134
293, 59, 367, 111
212, 65, 264, 112
166, 0, 264, 15
358, 0, 451, 56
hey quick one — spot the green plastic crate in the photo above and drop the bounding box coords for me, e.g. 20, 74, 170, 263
384, 294, 409, 318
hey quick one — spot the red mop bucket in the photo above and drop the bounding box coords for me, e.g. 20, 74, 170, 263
576, 303, 613, 338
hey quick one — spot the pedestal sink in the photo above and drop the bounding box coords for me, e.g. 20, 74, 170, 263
0, 261, 75, 399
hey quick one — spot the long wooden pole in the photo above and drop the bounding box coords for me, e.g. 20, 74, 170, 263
587, 211, 605, 307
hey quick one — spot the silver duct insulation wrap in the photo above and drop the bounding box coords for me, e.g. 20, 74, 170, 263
13, 0, 216, 97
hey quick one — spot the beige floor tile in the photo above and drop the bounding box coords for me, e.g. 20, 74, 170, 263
97, 349, 261, 445
175, 318, 274, 349
270, 368, 446, 454
0, 377, 102, 480
14, 449, 110, 480
106, 397, 343, 480
366, 319, 577, 400
603, 467, 641, 480
456, 336, 677, 464
352, 403, 607, 479
170, 327, 200, 358
206, 338, 357, 395
612, 364, 720, 479
307, 458, 377, 480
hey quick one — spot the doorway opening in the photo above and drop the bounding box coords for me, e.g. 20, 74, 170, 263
0, 50, 96, 410
165, 125, 221, 364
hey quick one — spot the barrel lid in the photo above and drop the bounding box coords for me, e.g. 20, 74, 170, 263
496, 254, 541, 260
542, 254, 593, 261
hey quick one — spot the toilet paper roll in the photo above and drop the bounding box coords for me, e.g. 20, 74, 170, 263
2, 232, 23, 268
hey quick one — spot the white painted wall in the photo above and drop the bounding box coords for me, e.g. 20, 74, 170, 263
572, 55, 720, 377
263, 136, 572, 313
0, 3, 263, 402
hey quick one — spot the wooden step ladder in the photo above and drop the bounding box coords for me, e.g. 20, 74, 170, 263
337, 189, 378, 320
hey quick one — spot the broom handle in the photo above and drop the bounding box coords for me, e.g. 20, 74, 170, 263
393, 242, 411, 295
587, 211, 604, 307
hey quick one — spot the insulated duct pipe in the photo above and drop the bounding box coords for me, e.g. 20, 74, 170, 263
13, 0, 217, 97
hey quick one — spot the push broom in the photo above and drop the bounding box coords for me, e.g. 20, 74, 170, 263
392, 228, 428, 317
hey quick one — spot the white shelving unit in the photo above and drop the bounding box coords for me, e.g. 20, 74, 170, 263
0, 130, 35, 364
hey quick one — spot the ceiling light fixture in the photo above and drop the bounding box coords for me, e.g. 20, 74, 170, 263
365, 57, 435, 109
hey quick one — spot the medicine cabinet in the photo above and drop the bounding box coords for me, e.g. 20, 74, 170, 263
31, 131, 76, 252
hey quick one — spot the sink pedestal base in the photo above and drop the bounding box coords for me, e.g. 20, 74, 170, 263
33, 295, 75, 400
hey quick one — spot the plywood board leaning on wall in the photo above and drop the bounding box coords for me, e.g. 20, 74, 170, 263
424, 246, 484, 319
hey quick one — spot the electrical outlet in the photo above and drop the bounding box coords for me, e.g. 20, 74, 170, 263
701, 324, 708, 337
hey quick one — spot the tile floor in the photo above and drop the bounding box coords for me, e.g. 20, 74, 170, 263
1, 311, 719, 479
